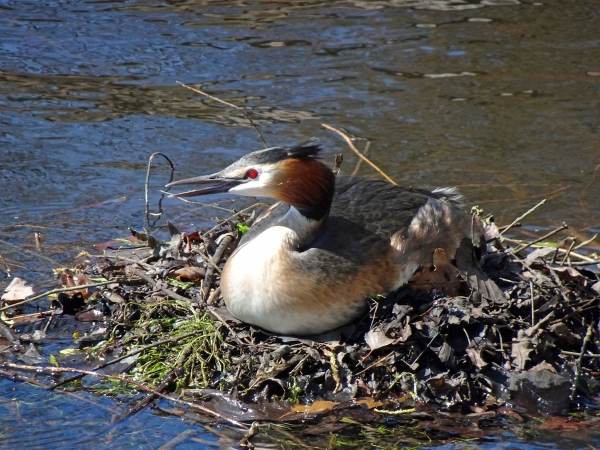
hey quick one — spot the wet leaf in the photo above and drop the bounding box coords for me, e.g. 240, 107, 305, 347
511, 330, 533, 371
356, 397, 383, 409
552, 266, 586, 283
170, 266, 206, 282
466, 347, 488, 369
58, 269, 90, 300
538, 416, 588, 431
524, 247, 555, 266
365, 329, 394, 351
1, 277, 34, 302
291, 400, 338, 414
455, 238, 506, 304
20, 343, 45, 365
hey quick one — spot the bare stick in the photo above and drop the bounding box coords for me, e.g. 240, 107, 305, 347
562, 350, 600, 358
202, 234, 233, 301
322, 124, 397, 185
0, 369, 116, 413
351, 141, 371, 177
567, 259, 600, 267
146, 152, 175, 229
570, 322, 595, 401
0, 279, 132, 312
2, 362, 249, 429
159, 429, 196, 450
238, 422, 260, 449
574, 234, 597, 250
126, 266, 194, 303
530, 281, 535, 326
499, 199, 546, 236
34, 232, 42, 253
177, 81, 267, 148
560, 238, 577, 266
511, 222, 568, 254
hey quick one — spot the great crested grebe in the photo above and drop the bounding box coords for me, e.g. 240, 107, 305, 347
167, 140, 484, 335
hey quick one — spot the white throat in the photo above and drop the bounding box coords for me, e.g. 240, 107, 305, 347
220, 206, 325, 334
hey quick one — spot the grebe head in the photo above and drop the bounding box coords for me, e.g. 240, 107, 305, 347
167, 140, 336, 220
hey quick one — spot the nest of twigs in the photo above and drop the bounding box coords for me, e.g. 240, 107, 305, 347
4, 203, 600, 420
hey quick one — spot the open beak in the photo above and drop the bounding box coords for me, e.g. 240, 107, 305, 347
166, 173, 245, 198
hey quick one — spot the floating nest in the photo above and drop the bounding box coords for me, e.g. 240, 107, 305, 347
2, 202, 600, 444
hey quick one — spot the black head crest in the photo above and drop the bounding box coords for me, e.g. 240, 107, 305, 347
233, 138, 322, 167
284, 138, 322, 160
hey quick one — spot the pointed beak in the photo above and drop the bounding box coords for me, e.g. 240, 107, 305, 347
166, 173, 245, 198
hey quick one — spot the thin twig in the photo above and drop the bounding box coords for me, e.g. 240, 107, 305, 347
574, 234, 597, 250
177, 81, 267, 148
355, 350, 395, 376
322, 124, 397, 185
560, 238, 577, 266
498, 223, 521, 233
202, 234, 233, 301
158, 429, 196, 450
501, 238, 595, 262
511, 222, 568, 254
0, 369, 116, 414
562, 350, 600, 358
2, 362, 249, 429
530, 281, 535, 326
0, 279, 131, 312
238, 421, 260, 449
525, 312, 555, 337
351, 141, 371, 177
559, 259, 600, 267
146, 152, 175, 229
126, 267, 194, 303
499, 199, 546, 236
570, 322, 595, 401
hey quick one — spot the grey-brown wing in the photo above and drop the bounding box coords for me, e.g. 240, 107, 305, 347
330, 178, 448, 241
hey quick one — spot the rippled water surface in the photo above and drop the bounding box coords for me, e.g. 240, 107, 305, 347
1, 0, 599, 448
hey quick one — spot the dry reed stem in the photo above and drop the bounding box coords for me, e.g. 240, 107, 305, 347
321, 124, 397, 185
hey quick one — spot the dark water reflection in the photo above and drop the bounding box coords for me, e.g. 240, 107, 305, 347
1, 0, 599, 447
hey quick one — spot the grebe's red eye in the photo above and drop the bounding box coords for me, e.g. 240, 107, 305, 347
246, 168, 258, 179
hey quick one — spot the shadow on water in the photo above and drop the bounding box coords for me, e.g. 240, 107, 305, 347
1, 0, 600, 447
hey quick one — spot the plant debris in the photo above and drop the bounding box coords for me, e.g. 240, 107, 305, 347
1, 202, 600, 446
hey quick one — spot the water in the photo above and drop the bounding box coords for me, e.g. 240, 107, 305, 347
1, 0, 599, 447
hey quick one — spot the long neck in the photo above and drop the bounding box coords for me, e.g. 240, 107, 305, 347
278, 206, 325, 249
274, 159, 336, 221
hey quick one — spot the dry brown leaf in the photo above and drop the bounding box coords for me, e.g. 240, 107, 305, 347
291, 400, 338, 414
171, 266, 206, 282
356, 397, 383, 409
539, 416, 588, 431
